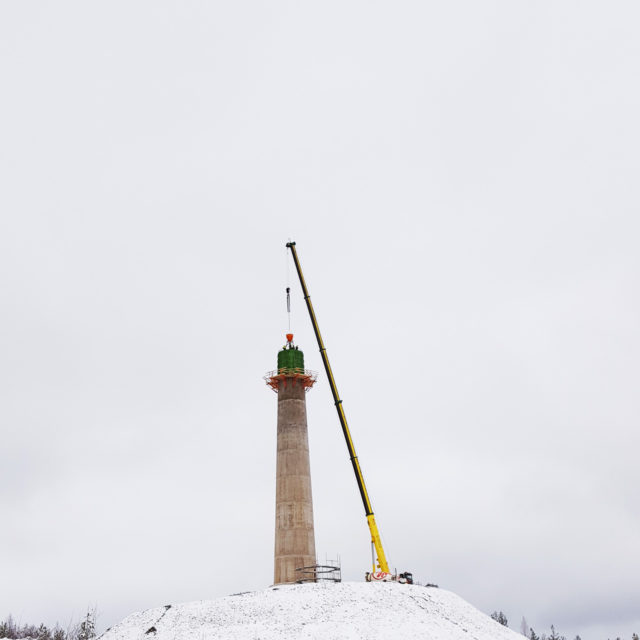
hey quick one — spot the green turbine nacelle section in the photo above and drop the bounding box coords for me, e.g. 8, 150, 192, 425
278, 346, 305, 374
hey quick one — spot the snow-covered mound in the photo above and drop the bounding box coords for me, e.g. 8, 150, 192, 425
101, 582, 524, 640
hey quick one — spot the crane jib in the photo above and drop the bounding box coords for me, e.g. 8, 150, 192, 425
285, 241, 390, 575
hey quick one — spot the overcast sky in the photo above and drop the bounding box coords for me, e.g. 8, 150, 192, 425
1, 3, 639, 639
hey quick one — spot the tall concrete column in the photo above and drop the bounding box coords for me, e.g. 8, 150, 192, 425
266, 336, 316, 584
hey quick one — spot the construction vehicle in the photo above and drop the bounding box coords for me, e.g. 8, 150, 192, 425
286, 241, 412, 583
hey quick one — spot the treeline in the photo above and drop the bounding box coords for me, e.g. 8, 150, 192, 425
491, 611, 639, 640
0, 609, 96, 640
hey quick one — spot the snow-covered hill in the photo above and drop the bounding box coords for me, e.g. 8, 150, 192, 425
100, 582, 524, 640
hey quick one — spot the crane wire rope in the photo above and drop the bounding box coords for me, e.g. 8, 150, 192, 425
285, 241, 291, 332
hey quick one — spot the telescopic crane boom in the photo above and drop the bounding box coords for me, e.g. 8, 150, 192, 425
286, 241, 390, 576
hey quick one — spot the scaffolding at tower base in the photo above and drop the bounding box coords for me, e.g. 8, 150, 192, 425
295, 560, 342, 584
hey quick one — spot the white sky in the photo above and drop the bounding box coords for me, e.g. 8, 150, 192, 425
1, 3, 639, 640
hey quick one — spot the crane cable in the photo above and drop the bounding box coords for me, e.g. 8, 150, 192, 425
285, 243, 291, 332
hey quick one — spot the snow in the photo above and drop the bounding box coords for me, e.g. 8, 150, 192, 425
100, 581, 525, 640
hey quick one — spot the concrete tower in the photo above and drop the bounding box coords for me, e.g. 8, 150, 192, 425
265, 334, 317, 584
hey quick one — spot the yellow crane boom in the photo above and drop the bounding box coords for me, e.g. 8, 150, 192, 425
286, 241, 390, 575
